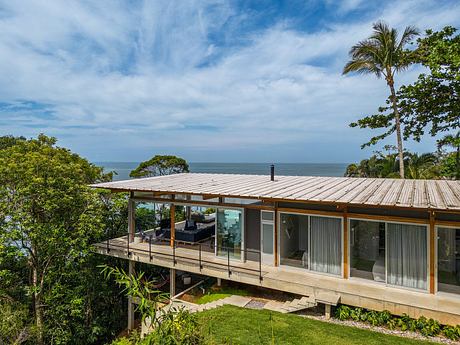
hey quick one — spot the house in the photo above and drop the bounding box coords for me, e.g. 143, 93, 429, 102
91, 169, 460, 329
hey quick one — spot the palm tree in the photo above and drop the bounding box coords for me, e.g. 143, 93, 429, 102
405, 152, 438, 179
343, 21, 419, 178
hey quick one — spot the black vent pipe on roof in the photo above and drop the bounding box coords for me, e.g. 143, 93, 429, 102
270, 164, 275, 181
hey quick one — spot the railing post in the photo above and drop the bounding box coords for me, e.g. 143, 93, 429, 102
259, 250, 263, 282
127, 231, 131, 257
227, 247, 231, 277
149, 235, 152, 261
173, 239, 176, 265
199, 243, 202, 270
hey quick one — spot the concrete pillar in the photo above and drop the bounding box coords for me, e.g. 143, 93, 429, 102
217, 278, 222, 287
325, 304, 331, 320
170, 268, 176, 299
128, 261, 135, 330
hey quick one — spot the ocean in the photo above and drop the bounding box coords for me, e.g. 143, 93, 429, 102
96, 162, 349, 181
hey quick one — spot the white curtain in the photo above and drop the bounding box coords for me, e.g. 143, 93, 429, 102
310, 216, 342, 275
387, 223, 427, 290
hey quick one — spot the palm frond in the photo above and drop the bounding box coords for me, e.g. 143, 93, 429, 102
398, 26, 420, 50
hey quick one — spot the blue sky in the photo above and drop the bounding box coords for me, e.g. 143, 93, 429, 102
0, 0, 459, 163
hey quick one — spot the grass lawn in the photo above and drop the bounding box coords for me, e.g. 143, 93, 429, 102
198, 305, 436, 345
195, 287, 250, 304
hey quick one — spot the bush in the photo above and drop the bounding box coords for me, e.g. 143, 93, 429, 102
334, 304, 457, 340
142, 308, 204, 345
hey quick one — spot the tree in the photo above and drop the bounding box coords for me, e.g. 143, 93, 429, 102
405, 152, 439, 179
343, 21, 419, 178
0, 134, 122, 344
130, 155, 189, 178
438, 133, 460, 179
399, 27, 459, 140
0, 135, 26, 150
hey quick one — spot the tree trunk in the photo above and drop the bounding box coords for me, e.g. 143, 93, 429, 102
32, 248, 44, 345
387, 76, 405, 178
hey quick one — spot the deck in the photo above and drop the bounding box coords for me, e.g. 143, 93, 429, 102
95, 235, 460, 325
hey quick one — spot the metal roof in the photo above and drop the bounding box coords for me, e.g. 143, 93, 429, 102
91, 173, 460, 211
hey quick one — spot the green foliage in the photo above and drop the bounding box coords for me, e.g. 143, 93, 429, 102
130, 155, 189, 178
144, 308, 204, 345
0, 135, 26, 150
442, 325, 460, 341
0, 301, 36, 344
399, 26, 460, 141
335, 305, 456, 340
0, 134, 126, 344
344, 147, 440, 179
101, 265, 169, 324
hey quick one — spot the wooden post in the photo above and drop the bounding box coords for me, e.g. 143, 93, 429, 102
128, 192, 135, 242
128, 261, 135, 330
170, 203, 175, 247
429, 211, 436, 294
343, 207, 349, 279
274, 203, 279, 266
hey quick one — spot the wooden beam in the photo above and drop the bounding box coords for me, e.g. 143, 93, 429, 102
202, 194, 219, 200
128, 192, 135, 242
170, 203, 175, 247
429, 211, 436, 294
343, 208, 349, 279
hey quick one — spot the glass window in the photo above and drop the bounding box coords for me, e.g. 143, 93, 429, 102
350, 220, 385, 282
438, 227, 460, 294
280, 213, 309, 268
387, 223, 427, 290
310, 216, 342, 275
262, 211, 274, 222
262, 224, 274, 254
216, 209, 243, 259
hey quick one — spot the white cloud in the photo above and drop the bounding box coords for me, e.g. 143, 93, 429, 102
0, 0, 458, 162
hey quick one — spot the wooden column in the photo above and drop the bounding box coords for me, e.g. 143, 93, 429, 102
343, 207, 349, 279
274, 203, 279, 266
429, 211, 436, 294
170, 203, 175, 247
127, 261, 135, 330
128, 192, 135, 242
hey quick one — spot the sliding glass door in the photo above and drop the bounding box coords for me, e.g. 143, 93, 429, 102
437, 227, 460, 294
349, 219, 428, 290
216, 208, 243, 260
279, 212, 342, 276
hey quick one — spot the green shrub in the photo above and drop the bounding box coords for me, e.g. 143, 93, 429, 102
421, 318, 441, 337
142, 308, 204, 345
442, 325, 460, 341
350, 307, 367, 322
334, 305, 458, 340
335, 305, 351, 320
